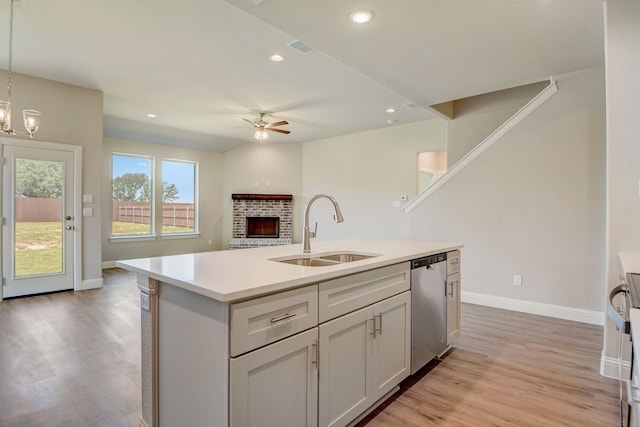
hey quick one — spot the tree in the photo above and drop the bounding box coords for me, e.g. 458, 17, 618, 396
112, 173, 150, 201
162, 181, 179, 202
15, 159, 63, 198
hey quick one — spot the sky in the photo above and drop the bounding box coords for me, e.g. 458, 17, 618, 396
112, 155, 195, 203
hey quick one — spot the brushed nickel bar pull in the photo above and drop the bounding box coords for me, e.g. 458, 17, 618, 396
375, 314, 382, 335
312, 339, 318, 371
270, 312, 297, 324
369, 317, 376, 339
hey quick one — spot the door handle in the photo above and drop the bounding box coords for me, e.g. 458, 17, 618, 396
65, 225, 74, 230
65, 215, 72, 221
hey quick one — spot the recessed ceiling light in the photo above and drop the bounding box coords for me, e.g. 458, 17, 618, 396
350, 9, 375, 24
269, 53, 285, 62
386, 108, 396, 113
146, 113, 157, 118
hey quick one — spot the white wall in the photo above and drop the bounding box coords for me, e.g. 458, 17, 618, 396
407, 68, 606, 316
603, 0, 640, 370
222, 142, 303, 247
302, 119, 446, 243
102, 137, 224, 262
447, 81, 549, 167
0, 71, 104, 287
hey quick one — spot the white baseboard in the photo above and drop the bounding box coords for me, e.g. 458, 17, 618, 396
461, 291, 604, 325
102, 261, 117, 269
80, 278, 103, 290
600, 353, 631, 380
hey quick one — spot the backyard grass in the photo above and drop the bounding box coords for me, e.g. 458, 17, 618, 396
14, 221, 194, 277
15, 222, 63, 276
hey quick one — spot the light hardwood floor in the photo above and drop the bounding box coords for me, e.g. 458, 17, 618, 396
0, 269, 620, 426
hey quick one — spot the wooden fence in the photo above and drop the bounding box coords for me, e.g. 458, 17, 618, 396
113, 201, 195, 228
14, 198, 195, 228
15, 197, 62, 222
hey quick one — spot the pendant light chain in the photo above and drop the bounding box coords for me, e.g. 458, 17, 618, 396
0, 0, 41, 138
7, 0, 13, 105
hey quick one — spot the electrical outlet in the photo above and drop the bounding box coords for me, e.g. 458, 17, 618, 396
513, 274, 523, 286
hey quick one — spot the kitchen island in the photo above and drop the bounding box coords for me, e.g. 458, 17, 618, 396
117, 239, 462, 427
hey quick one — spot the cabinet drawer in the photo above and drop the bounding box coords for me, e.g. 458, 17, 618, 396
230, 285, 318, 357
319, 262, 410, 323
447, 250, 460, 275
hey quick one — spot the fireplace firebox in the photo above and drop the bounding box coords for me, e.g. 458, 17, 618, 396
246, 217, 280, 238
230, 194, 292, 249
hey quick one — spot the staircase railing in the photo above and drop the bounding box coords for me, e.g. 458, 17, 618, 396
403, 80, 558, 213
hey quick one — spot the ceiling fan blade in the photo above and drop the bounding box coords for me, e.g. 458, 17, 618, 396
242, 118, 257, 127
268, 128, 291, 135
267, 121, 289, 127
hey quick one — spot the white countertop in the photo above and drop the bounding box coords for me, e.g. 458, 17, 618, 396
116, 239, 462, 302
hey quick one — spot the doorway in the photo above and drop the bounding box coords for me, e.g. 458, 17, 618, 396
2, 143, 80, 298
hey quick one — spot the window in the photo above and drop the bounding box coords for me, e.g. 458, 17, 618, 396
111, 154, 198, 239
161, 159, 197, 234
112, 154, 153, 236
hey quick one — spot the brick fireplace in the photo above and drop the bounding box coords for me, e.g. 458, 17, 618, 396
229, 194, 293, 249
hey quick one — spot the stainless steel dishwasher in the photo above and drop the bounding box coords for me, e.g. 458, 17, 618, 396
411, 252, 448, 374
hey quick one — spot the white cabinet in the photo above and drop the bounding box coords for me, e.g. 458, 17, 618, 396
446, 272, 460, 345
230, 328, 318, 427
446, 250, 461, 345
318, 291, 411, 427
318, 263, 410, 323
230, 284, 318, 357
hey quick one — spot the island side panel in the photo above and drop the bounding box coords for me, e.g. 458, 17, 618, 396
137, 275, 159, 427
158, 281, 230, 427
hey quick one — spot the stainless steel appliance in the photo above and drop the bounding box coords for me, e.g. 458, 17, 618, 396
411, 252, 447, 374
608, 273, 640, 427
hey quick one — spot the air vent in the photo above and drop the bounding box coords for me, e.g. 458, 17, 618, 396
287, 40, 314, 55
403, 101, 419, 109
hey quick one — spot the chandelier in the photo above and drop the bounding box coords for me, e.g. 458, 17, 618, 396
0, 0, 40, 138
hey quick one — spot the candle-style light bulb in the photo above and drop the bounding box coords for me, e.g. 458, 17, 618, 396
23, 109, 41, 137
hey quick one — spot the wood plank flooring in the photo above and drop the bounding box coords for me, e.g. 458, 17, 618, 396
0, 269, 141, 427
359, 305, 620, 426
0, 269, 621, 426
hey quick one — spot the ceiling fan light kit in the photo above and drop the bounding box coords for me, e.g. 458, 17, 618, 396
0, 0, 42, 138
243, 112, 290, 142
254, 129, 269, 141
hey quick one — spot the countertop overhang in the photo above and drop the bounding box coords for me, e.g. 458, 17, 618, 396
116, 239, 463, 302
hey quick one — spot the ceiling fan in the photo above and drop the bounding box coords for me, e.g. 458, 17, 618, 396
243, 113, 290, 141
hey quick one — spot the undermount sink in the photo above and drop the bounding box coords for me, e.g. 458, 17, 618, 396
318, 253, 375, 263
271, 251, 381, 267
278, 258, 341, 267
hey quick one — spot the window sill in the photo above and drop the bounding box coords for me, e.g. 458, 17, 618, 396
109, 235, 157, 243
160, 233, 201, 240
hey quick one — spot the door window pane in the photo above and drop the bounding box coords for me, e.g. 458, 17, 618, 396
162, 160, 196, 234
112, 154, 153, 236
14, 158, 64, 277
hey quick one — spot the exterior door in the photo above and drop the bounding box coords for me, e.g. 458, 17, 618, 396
2, 145, 76, 298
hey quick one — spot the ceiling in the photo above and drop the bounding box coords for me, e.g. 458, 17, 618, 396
0, 0, 604, 152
